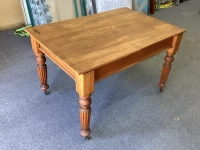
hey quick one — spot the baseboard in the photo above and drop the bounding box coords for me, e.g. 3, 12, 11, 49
0, 22, 25, 31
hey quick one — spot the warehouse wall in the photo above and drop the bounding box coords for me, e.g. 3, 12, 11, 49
0, 0, 24, 31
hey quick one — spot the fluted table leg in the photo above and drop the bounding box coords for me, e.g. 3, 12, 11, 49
159, 52, 174, 92
36, 53, 49, 94
158, 34, 183, 92
79, 96, 91, 138
76, 71, 94, 139
30, 36, 49, 94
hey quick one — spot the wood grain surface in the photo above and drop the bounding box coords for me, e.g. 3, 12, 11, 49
26, 8, 185, 75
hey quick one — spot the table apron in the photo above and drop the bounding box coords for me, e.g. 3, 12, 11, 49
39, 45, 76, 80
94, 37, 173, 82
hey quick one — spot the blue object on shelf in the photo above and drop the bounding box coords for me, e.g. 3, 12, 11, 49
132, 0, 149, 15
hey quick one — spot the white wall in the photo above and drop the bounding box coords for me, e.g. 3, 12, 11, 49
47, 0, 76, 22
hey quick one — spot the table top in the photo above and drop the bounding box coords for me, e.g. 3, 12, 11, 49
26, 8, 185, 74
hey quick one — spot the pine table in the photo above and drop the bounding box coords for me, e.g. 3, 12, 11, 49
26, 8, 185, 139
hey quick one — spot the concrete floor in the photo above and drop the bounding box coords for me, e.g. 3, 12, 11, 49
0, 0, 200, 150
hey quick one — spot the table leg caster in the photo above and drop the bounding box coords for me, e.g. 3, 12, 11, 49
84, 135, 91, 140
158, 83, 165, 92
44, 90, 49, 95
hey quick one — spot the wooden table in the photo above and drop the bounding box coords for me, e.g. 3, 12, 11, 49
26, 8, 185, 139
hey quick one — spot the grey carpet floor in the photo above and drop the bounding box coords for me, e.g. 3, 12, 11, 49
1, 0, 200, 150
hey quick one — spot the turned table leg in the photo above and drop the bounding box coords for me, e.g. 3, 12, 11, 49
79, 95, 91, 138
36, 53, 49, 94
158, 52, 174, 92
30, 36, 49, 94
158, 34, 183, 92
76, 71, 94, 139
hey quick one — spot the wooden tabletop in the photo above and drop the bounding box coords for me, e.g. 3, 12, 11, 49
26, 8, 185, 74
